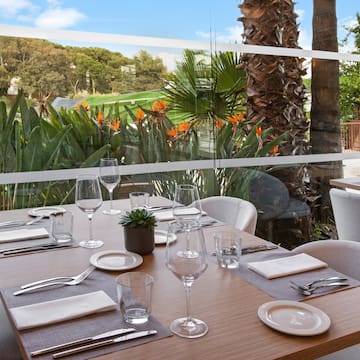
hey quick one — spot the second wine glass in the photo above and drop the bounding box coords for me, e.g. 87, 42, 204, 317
166, 220, 208, 338
172, 184, 202, 223
75, 175, 103, 248
99, 158, 121, 215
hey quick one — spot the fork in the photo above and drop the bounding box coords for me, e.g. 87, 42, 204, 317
289, 276, 348, 291
290, 281, 350, 296
0, 216, 45, 229
13, 265, 95, 296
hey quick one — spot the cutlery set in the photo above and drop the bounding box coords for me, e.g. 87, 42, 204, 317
0, 216, 45, 229
290, 277, 349, 296
31, 328, 157, 358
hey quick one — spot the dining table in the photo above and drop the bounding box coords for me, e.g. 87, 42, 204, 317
0, 197, 359, 360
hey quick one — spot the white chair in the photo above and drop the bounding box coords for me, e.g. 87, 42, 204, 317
292, 239, 360, 360
291, 239, 360, 280
330, 188, 360, 242
199, 196, 257, 234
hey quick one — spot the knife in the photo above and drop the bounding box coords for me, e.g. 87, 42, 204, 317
1, 243, 73, 256
210, 244, 278, 257
52, 330, 158, 358
30, 328, 136, 357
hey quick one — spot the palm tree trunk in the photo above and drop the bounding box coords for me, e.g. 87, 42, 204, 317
310, 0, 343, 220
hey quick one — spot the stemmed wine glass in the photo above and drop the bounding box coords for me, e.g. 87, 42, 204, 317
99, 158, 122, 215
166, 220, 208, 338
75, 175, 103, 248
172, 184, 202, 223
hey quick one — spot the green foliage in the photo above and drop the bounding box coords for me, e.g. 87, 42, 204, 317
119, 208, 157, 229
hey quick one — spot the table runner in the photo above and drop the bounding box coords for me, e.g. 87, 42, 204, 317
1, 270, 172, 360
211, 247, 360, 301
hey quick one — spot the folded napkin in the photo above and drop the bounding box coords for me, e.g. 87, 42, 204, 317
10, 290, 117, 330
247, 253, 328, 279
0, 228, 49, 244
154, 209, 206, 222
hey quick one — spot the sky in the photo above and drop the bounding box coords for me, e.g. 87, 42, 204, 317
0, 0, 359, 71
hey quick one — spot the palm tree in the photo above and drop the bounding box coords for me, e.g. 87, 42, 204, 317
310, 0, 342, 217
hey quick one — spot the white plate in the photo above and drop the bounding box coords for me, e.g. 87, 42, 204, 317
28, 206, 66, 218
155, 230, 176, 245
89, 250, 143, 271
258, 300, 331, 336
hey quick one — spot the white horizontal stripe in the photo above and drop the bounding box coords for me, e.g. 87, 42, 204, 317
0, 153, 359, 185
0, 25, 359, 62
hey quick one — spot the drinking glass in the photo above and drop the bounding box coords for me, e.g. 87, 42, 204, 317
99, 158, 121, 215
75, 175, 103, 248
172, 184, 202, 223
166, 220, 208, 338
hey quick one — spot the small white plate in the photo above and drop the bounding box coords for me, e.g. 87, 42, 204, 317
89, 250, 143, 271
28, 206, 66, 218
258, 300, 331, 336
155, 230, 176, 245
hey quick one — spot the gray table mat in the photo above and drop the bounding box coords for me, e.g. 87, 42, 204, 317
211, 247, 360, 301
1, 270, 172, 360
0, 221, 78, 258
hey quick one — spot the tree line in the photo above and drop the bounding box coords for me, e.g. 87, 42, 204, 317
0, 36, 167, 99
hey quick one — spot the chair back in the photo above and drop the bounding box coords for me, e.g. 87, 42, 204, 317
330, 188, 360, 242
291, 240, 360, 280
199, 196, 257, 234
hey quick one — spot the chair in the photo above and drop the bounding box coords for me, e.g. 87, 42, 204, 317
330, 188, 360, 242
199, 196, 257, 234
292, 240, 360, 360
291, 239, 360, 280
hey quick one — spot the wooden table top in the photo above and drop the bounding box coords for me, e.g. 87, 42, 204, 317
0, 198, 359, 360
330, 176, 360, 191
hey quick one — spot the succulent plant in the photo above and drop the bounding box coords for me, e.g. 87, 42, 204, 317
119, 208, 157, 229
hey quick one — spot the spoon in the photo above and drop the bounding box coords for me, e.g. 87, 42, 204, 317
289, 276, 348, 290
290, 282, 349, 296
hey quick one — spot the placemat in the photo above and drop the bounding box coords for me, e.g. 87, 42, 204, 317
0, 222, 78, 258
211, 248, 360, 301
1, 270, 172, 360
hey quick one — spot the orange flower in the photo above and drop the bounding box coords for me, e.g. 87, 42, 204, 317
178, 122, 190, 132
97, 112, 104, 126
152, 100, 167, 112
136, 108, 145, 121
269, 145, 279, 156
167, 127, 178, 137
226, 113, 245, 124
215, 118, 224, 128
109, 118, 120, 131
255, 127, 262, 137
76, 101, 89, 111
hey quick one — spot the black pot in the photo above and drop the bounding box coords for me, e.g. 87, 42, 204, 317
124, 227, 155, 255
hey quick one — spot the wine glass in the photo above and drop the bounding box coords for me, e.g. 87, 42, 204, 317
75, 175, 103, 248
99, 158, 121, 215
166, 220, 208, 338
172, 184, 202, 223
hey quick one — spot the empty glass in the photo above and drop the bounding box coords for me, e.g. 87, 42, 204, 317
172, 184, 202, 223
75, 175, 103, 248
99, 158, 121, 215
166, 220, 208, 338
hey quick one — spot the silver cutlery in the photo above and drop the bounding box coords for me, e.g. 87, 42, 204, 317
21, 265, 95, 289
144, 205, 173, 211
290, 276, 348, 291
0, 216, 45, 229
13, 265, 95, 296
210, 244, 278, 256
52, 330, 158, 358
1, 243, 72, 256
31, 327, 136, 357
290, 281, 349, 296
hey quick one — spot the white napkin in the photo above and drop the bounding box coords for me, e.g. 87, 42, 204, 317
154, 209, 206, 222
10, 290, 117, 330
247, 253, 328, 279
0, 228, 49, 243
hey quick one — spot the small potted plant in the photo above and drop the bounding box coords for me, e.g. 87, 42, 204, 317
119, 208, 157, 255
